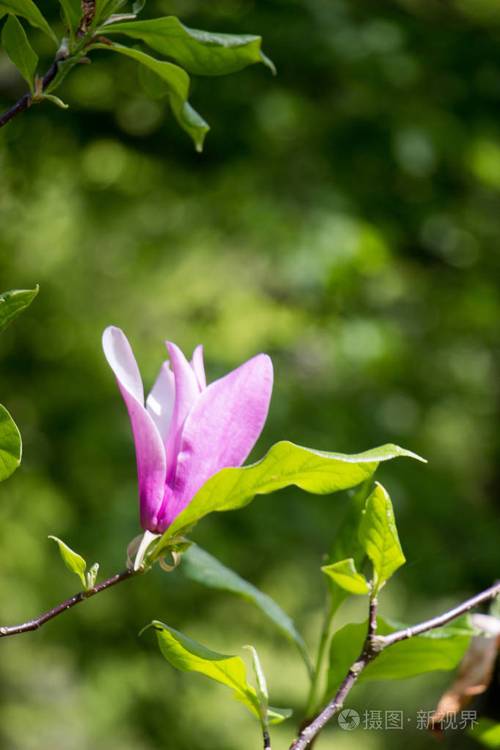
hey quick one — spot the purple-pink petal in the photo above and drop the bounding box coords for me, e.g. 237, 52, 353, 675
146, 361, 175, 444
191, 344, 207, 390
103, 327, 167, 532
158, 353, 273, 527
164, 341, 201, 480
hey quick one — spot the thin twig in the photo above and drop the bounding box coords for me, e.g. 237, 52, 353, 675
0, 568, 140, 638
263, 729, 271, 750
289, 580, 500, 750
0, 58, 63, 128
368, 595, 378, 639
382, 581, 500, 647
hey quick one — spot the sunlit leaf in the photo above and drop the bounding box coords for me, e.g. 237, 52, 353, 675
49, 535, 87, 589
0, 0, 56, 41
324, 481, 370, 610
1, 14, 38, 89
159, 441, 423, 545
358, 482, 405, 592
181, 544, 312, 675
321, 558, 370, 595
92, 42, 209, 151
0, 286, 38, 334
149, 621, 261, 718
327, 617, 473, 696
0, 404, 21, 481
102, 16, 275, 76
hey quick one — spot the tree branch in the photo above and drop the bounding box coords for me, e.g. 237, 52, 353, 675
289, 580, 500, 750
263, 729, 271, 750
382, 580, 500, 647
0, 568, 140, 638
0, 58, 63, 129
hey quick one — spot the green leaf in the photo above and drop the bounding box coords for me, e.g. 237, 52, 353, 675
181, 544, 312, 676
322, 558, 370, 595
471, 719, 500, 748
95, 0, 125, 24
1, 14, 38, 90
57, 0, 80, 33
159, 441, 423, 545
324, 481, 371, 611
92, 42, 209, 151
0, 0, 56, 41
0, 286, 38, 334
268, 706, 293, 725
101, 16, 275, 76
327, 617, 472, 696
0, 404, 21, 481
49, 535, 87, 589
358, 482, 405, 593
149, 621, 261, 719
43, 93, 69, 109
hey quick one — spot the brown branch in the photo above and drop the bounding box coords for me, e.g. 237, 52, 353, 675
289, 580, 500, 750
382, 581, 500, 647
0, 568, 140, 638
78, 0, 96, 36
0, 56, 64, 129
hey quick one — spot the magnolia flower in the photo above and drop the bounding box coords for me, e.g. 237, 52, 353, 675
103, 327, 273, 533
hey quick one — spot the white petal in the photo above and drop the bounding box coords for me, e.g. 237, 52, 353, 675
146, 362, 175, 443
102, 326, 144, 404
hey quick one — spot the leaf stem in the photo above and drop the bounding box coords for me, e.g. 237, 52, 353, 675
0, 568, 141, 638
290, 580, 500, 750
304, 597, 338, 716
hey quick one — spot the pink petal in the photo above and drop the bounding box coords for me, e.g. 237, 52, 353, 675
146, 362, 175, 444
165, 341, 201, 480
191, 345, 207, 390
103, 327, 167, 532
159, 353, 273, 526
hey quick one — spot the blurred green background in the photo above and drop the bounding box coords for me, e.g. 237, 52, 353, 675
1, 0, 500, 748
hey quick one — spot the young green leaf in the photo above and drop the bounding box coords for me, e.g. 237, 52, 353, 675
0, 404, 21, 481
43, 93, 69, 109
149, 621, 261, 719
268, 706, 293, 725
159, 441, 423, 545
327, 616, 473, 696
57, 0, 80, 34
92, 42, 209, 151
181, 544, 312, 676
0, 0, 56, 41
1, 15, 38, 90
101, 16, 275, 76
358, 482, 405, 593
323, 482, 371, 612
0, 286, 38, 334
245, 645, 268, 717
49, 535, 87, 589
322, 558, 370, 595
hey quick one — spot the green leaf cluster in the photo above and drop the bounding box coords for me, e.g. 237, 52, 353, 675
49, 536, 99, 590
